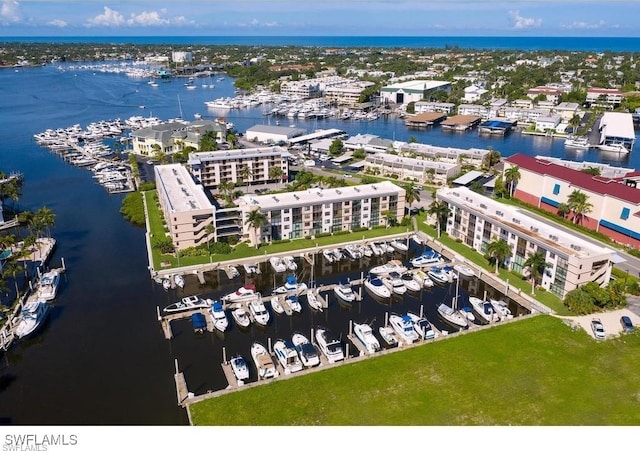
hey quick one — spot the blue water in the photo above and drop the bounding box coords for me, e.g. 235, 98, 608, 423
4, 35, 640, 52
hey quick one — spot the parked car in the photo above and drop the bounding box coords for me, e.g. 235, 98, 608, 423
591, 318, 605, 340
620, 316, 634, 333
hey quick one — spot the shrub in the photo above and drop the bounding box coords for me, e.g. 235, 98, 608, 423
138, 181, 156, 191
210, 242, 232, 254
333, 230, 350, 236
120, 192, 145, 226
152, 235, 174, 254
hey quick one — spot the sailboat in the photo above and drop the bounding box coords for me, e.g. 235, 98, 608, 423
306, 253, 323, 311
436, 268, 469, 329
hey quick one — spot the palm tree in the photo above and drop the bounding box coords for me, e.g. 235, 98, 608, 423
427, 201, 450, 238
218, 179, 234, 200
557, 202, 571, 219
523, 252, 551, 294
486, 239, 512, 274
34, 207, 56, 238
204, 223, 215, 254
245, 209, 267, 248
381, 210, 397, 228
503, 165, 521, 198
239, 165, 253, 193
567, 189, 593, 224
269, 166, 284, 186
404, 182, 420, 211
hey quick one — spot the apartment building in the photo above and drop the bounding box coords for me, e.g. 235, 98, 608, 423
586, 88, 623, 107
324, 80, 375, 106
365, 153, 460, 184
131, 120, 226, 156
415, 101, 456, 114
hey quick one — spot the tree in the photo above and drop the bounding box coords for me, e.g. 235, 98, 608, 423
493, 175, 507, 198
353, 148, 366, 160
503, 165, 521, 198
226, 130, 238, 149
404, 182, 420, 210
34, 207, 56, 238
408, 136, 418, 143
246, 209, 267, 248
523, 252, 551, 294
269, 166, 284, 185
580, 166, 601, 176
381, 210, 397, 228
567, 189, 593, 224
328, 138, 344, 157
427, 200, 450, 238
486, 239, 511, 274
239, 165, 253, 193
483, 149, 502, 169
569, 114, 582, 134
204, 223, 215, 255
199, 130, 218, 152
557, 202, 571, 219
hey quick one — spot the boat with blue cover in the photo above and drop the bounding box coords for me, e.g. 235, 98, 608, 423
272, 274, 308, 294
191, 312, 207, 334
410, 249, 443, 268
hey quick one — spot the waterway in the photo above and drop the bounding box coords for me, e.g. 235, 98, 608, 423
0, 62, 635, 425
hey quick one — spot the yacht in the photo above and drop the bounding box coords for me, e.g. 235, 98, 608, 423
251, 342, 279, 380
248, 298, 270, 326
564, 136, 590, 150
370, 259, 408, 276
598, 143, 629, 153
490, 299, 514, 320
273, 339, 304, 374
468, 296, 498, 323
353, 322, 380, 354
369, 242, 384, 256
427, 266, 450, 284
15, 300, 51, 339
382, 272, 407, 295
389, 239, 409, 252
285, 294, 302, 313
173, 274, 185, 289
333, 282, 356, 303
269, 256, 287, 272
243, 263, 259, 275
315, 326, 345, 363
441, 265, 458, 282
406, 311, 436, 340
322, 249, 335, 263
221, 283, 258, 303
163, 295, 211, 314
35, 269, 61, 301
305, 290, 323, 312
378, 326, 399, 347
270, 296, 285, 315
209, 301, 229, 332
272, 274, 307, 294
411, 269, 434, 288
400, 272, 422, 291
410, 249, 443, 268
231, 306, 251, 328
436, 302, 469, 329
364, 276, 392, 299
453, 264, 475, 278
388, 314, 419, 344
292, 332, 320, 367
191, 312, 207, 334
343, 244, 362, 259
230, 355, 250, 384
282, 256, 297, 271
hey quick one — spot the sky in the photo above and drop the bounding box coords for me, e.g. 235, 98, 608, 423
1, 0, 640, 37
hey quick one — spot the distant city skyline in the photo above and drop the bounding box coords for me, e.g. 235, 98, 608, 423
1, 0, 640, 37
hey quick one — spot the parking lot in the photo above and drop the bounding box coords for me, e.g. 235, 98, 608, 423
557, 296, 640, 340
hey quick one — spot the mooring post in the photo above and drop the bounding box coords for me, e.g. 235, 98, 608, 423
222, 347, 227, 364
156, 306, 161, 321
268, 337, 272, 353
385, 311, 389, 327
61, 257, 66, 271
420, 304, 424, 318
345, 343, 349, 360
174, 358, 179, 375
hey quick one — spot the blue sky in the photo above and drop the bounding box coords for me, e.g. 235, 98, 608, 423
1, 1, 639, 37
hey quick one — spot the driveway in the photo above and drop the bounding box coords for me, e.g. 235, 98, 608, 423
554, 299, 640, 340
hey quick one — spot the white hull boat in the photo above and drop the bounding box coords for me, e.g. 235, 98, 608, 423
15, 300, 50, 339
270, 296, 285, 314
370, 259, 408, 276
274, 339, 304, 374
285, 295, 302, 313
272, 275, 307, 294
427, 267, 450, 284
282, 256, 297, 271
323, 249, 335, 263
453, 264, 475, 278
490, 299, 513, 320
344, 244, 362, 259
400, 272, 422, 291
411, 269, 434, 288
334, 282, 356, 303
469, 296, 498, 323
249, 299, 270, 326
369, 242, 383, 256
164, 295, 211, 314
243, 263, 259, 274
364, 276, 391, 299
162, 278, 171, 290
410, 250, 443, 268
389, 314, 419, 344
230, 355, 250, 383
35, 270, 61, 301
231, 306, 251, 328
251, 342, 279, 379
269, 256, 287, 272
173, 274, 185, 289
306, 290, 323, 311
390, 239, 409, 252
437, 302, 469, 329
353, 322, 380, 354
382, 273, 407, 295
315, 326, 344, 363
209, 301, 229, 332
221, 283, 258, 303
292, 332, 320, 367
406, 311, 436, 340
378, 326, 399, 347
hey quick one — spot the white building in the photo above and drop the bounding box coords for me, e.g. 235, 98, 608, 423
365, 153, 460, 184
324, 80, 375, 106
599, 112, 635, 151
380, 80, 451, 105
535, 115, 562, 132
414, 101, 456, 114
458, 104, 489, 118
586, 88, 623, 107
171, 51, 193, 63
463, 85, 488, 103
245, 125, 306, 144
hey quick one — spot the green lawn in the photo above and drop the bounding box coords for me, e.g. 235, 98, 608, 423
189, 315, 640, 425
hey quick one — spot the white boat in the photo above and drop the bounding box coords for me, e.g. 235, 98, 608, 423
406, 311, 436, 340
282, 256, 297, 271
35, 269, 61, 301
315, 326, 344, 363
269, 256, 287, 272
364, 276, 392, 299
353, 322, 380, 354
400, 272, 421, 291
248, 299, 270, 326
209, 300, 229, 332
411, 269, 434, 288
378, 326, 399, 347
230, 355, 250, 383
490, 299, 513, 320
292, 332, 320, 367
251, 342, 279, 380
221, 283, 258, 303
163, 295, 211, 314
360, 244, 373, 257
411, 233, 424, 245
14, 300, 51, 339
427, 266, 450, 284
441, 265, 458, 282
390, 239, 409, 252
598, 143, 629, 153
564, 136, 590, 150
453, 264, 475, 278
270, 296, 285, 314
305, 290, 323, 311
243, 263, 259, 274
333, 282, 356, 303
231, 306, 251, 328
272, 274, 307, 294
226, 265, 240, 278
379, 242, 395, 254
273, 339, 304, 374
285, 294, 302, 313
173, 274, 185, 289
369, 242, 383, 256
332, 248, 344, 261
370, 259, 408, 276
382, 272, 407, 295
410, 249, 443, 268
389, 314, 419, 344
343, 244, 362, 259
162, 278, 171, 290
322, 249, 335, 263
437, 302, 469, 329
468, 296, 498, 323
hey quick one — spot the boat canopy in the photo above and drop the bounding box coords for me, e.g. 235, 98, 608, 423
285, 275, 297, 285
191, 313, 206, 329
212, 301, 223, 312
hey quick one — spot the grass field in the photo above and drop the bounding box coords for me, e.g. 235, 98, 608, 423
189, 315, 640, 425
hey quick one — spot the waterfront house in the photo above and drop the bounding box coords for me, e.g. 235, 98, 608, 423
364, 153, 459, 184
380, 80, 451, 105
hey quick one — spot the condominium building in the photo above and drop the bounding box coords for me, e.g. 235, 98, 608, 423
586, 88, 623, 107
365, 153, 460, 184
324, 80, 375, 106
187, 147, 289, 188
437, 186, 616, 298
235, 182, 406, 245
131, 120, 226, 156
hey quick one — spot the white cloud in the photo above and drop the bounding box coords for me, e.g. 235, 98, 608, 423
240, 18, 279, 28
47, 18, 67, 28
562, 20, 618, 30
86, 6, 125, 27
1, 0, 21, 24
127, 10, 170, 26
508, 10, 541, 29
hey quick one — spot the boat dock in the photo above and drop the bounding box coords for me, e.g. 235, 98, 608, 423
157, 305, 215, 340
441, 114, 482, 131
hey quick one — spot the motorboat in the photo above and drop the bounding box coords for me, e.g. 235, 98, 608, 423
379, 242, 395, 254
437, 302, 469, 329
564, 136, 590, 150
285, 294, 302, 313
382, 272, 407, 296
390, 239, 409, 252
427, 266, 450, 284
411, 269, 434, 288
272, 274, 307, 294
369, 242, 383, 256
273, 339, 303, 374
441, 265, 458, 282
370, 259, 408, 276
410, 249, 443, 268
162, 278, 171, 290
209, 301, 229, 332
14, 300, 50, 339
353, 322, 380, 354
333, 282, 356, 303
35, 269, 61, 301
315, 326, 344, 363
343, 244, 362, 259
322, 249, 335, 263
251, 342, 279, 380
221, 283, 258, 303
411, 233, 424, 245
360, 244, 373, 257
163, 295, 211, 314
191, 312, 207, 334
269, 256, 287, 272
173, 274, 185, 289
400, 272, 421, 291
598, 143, 629, 153
270, 296, 285, 314
332, 248, 344, 261
248, 298, 270, 326
490, 299, 514, 320
468, 296, 498, 323
292, 332, 320, 367
364, 276, 391, 299
378, 326, 399, 347
282, 256, 297, 271
406, 311, 436, 340
231, 306, 251, 328
230, 355, 250, 383
305, 290, 323, 312
388, 314, 419, 344
453, 264, 475, 278
243, 263, 259, 274
226, 265, 240, 278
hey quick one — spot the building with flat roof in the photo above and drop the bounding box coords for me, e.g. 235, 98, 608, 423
437, 186, 616, 298
598, 112, 635, 151
245, 125, 306, 144
131, 120, 226, 156
235, 181, 405, 245
398, 142, 489, 166
324, 80, 375, 106
365, 153, 459, 184
586, 88, 623, 107
414, 101, 455, 114
380, 80, 451, 105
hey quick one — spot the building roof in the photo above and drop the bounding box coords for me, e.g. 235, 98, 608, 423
155, 164, 213, 213
288, 128, 345, 144
366, 153, 458, 171
331, 152, 354, 163
599, 112, 635, 140
381, 80, 450, 93
506, 153, 640, 205
452, 170, 485, 186
187, 147, 286, 165
246, 124, 306, 138
405, 112, 447, 123
441, 115, 482, 126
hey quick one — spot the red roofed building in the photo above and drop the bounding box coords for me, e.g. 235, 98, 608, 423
505, 154, 640, 249
526, 86, 563, 104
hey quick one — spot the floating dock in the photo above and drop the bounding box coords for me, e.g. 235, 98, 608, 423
441, 114, 482, 131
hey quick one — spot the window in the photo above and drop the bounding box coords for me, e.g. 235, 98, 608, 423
553, 184, 560, 195
621, 207, 630, 220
